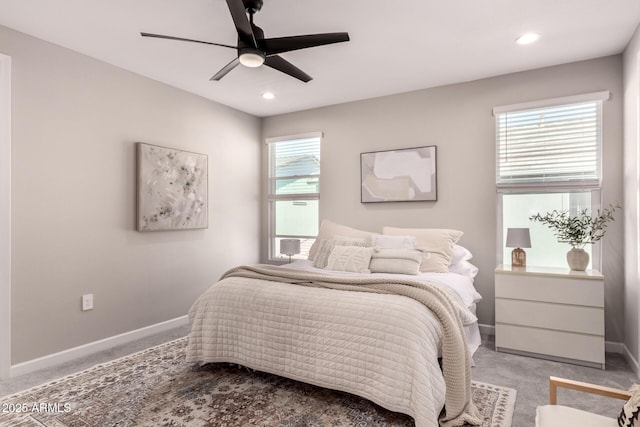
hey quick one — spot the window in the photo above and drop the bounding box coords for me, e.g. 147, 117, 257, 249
500, 191, 595, 268
494, 92, 609, 269
266, 132, 321, 261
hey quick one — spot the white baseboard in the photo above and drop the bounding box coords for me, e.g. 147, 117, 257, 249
478, 323, 495, 336
622, 344, 640, 379
10, 315, 189, 378
605, 340, 626, 355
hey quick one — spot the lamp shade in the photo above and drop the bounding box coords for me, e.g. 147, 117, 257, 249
505, 228, 531, 248
280, 239, 301, 256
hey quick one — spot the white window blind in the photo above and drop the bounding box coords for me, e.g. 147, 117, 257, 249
269, 136, 320, 195
496, 99, 602, 187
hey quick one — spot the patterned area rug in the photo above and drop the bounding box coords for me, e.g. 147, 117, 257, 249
1, 337, 516, 427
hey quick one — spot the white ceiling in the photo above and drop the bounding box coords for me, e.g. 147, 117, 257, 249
1, 0, 639, 117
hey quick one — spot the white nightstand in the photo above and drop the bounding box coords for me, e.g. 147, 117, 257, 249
495, 264, 605, 369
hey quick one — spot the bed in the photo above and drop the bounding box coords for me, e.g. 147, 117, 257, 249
186, 223, 483, 427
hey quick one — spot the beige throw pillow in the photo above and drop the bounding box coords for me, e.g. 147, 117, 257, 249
369, 249, 423, 275
382, 227, 463, 273
325, 246, 374, 274
312, 237, 370, 269
308, 220, 375, 261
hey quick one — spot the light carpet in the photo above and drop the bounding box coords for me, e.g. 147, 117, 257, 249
0, 337, 516, 426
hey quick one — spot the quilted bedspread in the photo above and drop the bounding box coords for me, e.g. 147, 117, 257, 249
187, 265, 481, 427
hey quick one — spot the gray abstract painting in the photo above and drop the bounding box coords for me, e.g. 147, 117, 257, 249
137, 143, 208, 231
361, 146, 437, 202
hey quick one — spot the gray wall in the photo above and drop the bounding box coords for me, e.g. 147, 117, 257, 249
1, 25, 262, 364
262, 56, 624, 341
623, 23, 640, 373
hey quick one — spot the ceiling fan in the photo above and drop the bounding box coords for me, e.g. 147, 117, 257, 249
141, 0, 350, 83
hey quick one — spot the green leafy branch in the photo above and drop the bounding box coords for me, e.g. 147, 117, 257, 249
529, 204, 619, 249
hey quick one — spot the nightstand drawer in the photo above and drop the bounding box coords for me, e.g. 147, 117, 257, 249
495, 298, 604, 335
495, 324, 605, 364
495, 273, 603, 307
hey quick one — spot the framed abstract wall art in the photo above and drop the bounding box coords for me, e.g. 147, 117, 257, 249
360, 145, 437, 203
136, 142, 208, 231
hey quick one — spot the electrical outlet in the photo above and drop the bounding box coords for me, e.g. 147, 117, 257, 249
82, 294, 93, 311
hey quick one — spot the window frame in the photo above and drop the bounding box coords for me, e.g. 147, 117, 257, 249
266, 132, 322, 262
494, 92, 609, 271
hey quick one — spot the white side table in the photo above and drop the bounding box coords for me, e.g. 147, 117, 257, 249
495, 264, 605, 369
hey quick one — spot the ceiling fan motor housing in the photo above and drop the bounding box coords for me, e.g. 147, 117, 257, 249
237, 23, 265, 59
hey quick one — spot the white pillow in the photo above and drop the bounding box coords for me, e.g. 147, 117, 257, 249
372, 234, 417, 249
369, 249, 422, 275
308, 220, 375, 261
325, 246, 374, 274
312, 237, 370, 269
450, 245, 473, 266
448, 260, 479, 281
382, 227, 463, 273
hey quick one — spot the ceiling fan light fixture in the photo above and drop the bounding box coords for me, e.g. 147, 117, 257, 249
239, 49, 265, 68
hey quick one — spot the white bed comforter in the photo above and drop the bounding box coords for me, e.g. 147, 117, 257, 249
282, 260, 483, 358
187, 263, 482, 427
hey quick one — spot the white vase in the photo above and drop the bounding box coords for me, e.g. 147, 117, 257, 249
567, 248, 589, 271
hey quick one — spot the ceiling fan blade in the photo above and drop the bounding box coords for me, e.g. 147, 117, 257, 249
225, 0, 257, 47
210, 57, 241, 81
140, 32, 237, 50
264, 55, 312, 83
262, 32, 350, 55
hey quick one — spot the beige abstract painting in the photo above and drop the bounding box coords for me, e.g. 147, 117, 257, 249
361, 146, 437, 202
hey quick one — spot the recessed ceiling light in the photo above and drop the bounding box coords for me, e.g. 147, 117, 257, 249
262, 92, 275, 100
516, 33, 540, 45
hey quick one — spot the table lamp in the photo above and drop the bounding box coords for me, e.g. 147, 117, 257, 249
280, 239, 301, 263
506, 228, 531, 268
